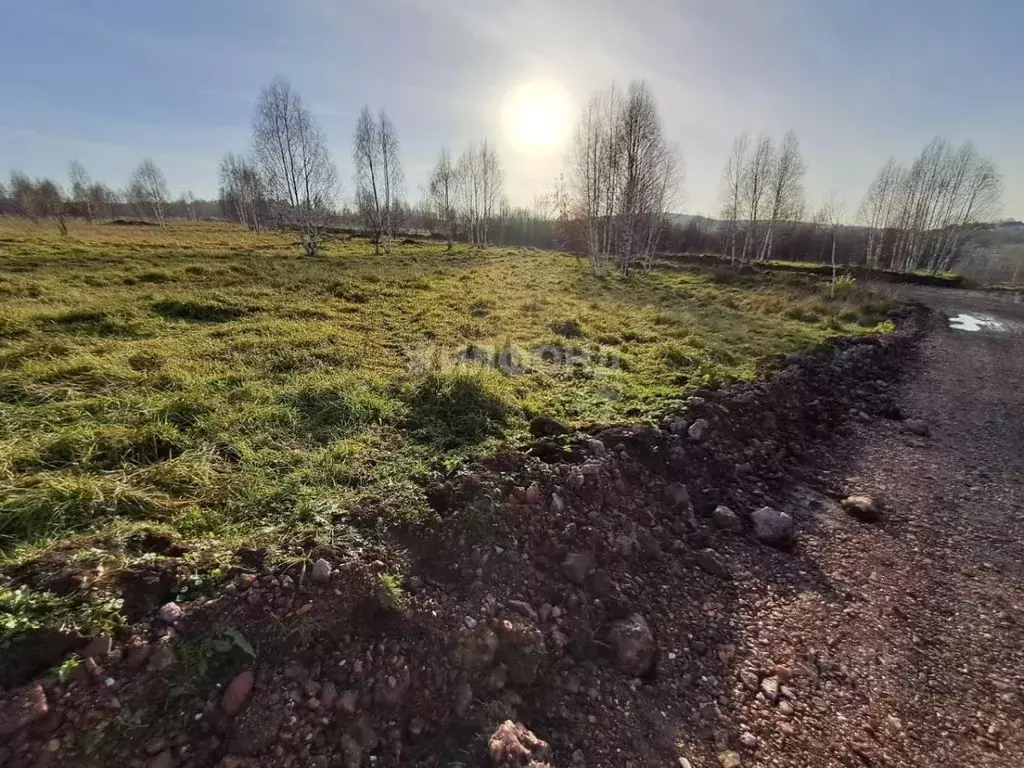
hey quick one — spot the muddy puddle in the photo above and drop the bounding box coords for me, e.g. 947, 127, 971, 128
949, 313, 1007, 332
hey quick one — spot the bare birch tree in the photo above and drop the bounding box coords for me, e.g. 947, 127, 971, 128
718, 133, 750, 264
816, 192, 844, 295
454, 140, 506, 246
251, 77, 337, 255
740, 135, 773, 262
567, 79, 679, 275
859, 138, 1002, 273
219, 153, 266, 230
353, 107, 404, 254
68, 160, 93, 222
379, 110, 403, 251
128, 159, 169, 227
757, 131, 805, 261
428, 148, 457, 249
857, 158, 902, 267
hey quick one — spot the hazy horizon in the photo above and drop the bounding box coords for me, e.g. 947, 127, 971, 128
1, 0, 1021, 221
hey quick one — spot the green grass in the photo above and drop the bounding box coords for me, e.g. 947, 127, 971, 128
0, 219, 896, 634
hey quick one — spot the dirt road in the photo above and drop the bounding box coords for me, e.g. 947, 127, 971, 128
710, 286, 1024, 767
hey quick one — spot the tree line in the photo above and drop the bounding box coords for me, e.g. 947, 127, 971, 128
0, 75, 1005, 272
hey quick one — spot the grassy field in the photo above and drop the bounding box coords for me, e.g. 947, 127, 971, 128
0, 220, 895, 637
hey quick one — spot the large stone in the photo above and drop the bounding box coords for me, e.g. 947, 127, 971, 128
0, 683, 48, 738
311, 558, 332, 583
608, 613, 657, 677
688, 419, 709, 442
488, 720, 552, 766
696, 548, 730, 579
665, 483, 690, 507
158, 602, 183, 624
904, 418, 930, 437
222, 669, 255, 716
712, 505, 742, 533
561, 552, 594, 586
751, 506, 794, 548
842, 495, 881, 523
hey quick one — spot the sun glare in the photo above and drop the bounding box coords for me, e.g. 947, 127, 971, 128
501, 78, 573, 155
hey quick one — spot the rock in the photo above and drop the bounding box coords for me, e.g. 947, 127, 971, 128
696, 548, 730, 578
712, 505, 742, 533
497, 620, 548, 686
718, 751, 742, 768
586, 437, 606, 456
608, 613, 657, 677
779, 701, 795, 716
408, 715, 427, 737
636, 528, 662, 560
321, 681, 337, 710
530, 415, 568, 438
904, 418, 930, 436
751, 506, 794, 548
549, 493, 565, 514
666, 483, 691, 507
340, 734, 362, 768
148, 751, 174, 768
488, 720, 552, 766
524, 482, 542, 505
842, 495, 881, 523
454, 682, 473, 718
739, 669, 759, 692
739, 733, 758, 750
222, 670, 255, 716
678, 760, 694, 768
147, 644, 176, 672
760, 676, 779, 703
158, 602, 183, 624
145, 738, 168, 756
562, 552, 594, 586
0, 683, 48, 738
772, 664, 792, 682
311, 558, 332, 583
339, 689, 359, 715
688, 419, 709, 441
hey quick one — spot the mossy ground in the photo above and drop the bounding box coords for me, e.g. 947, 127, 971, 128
0, 220, 896, 638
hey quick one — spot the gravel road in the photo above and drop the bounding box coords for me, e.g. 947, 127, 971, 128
717, 287, 1024, 767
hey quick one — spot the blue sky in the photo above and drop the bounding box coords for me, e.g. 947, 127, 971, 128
1, 0, 1021, 219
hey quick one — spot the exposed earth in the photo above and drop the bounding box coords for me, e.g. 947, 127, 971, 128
1, 286, 1022, 768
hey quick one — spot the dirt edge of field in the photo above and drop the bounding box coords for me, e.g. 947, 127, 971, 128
0, 304, 927, 768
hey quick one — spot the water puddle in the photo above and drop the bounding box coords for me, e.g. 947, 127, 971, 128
949, 313, 1006, 332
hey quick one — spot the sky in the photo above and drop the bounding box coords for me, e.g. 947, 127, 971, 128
1, 0, 1021, 221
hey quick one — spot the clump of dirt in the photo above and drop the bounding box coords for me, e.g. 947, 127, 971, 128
0, 308, 927, 767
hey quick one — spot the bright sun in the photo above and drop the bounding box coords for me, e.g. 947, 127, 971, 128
501, 78, 573, 155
